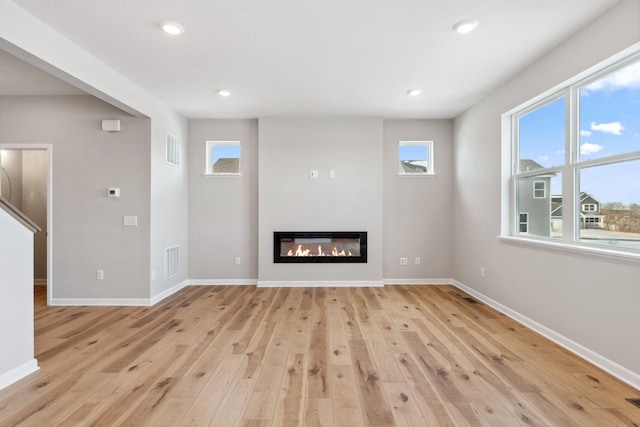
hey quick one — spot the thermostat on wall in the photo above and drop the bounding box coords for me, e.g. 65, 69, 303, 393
108, 188, 120, 197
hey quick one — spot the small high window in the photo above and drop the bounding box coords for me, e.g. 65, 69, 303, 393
398, 141, 434, 176
206, 141, 241, 175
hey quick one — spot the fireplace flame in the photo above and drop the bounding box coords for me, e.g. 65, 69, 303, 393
284, 243, 355, 257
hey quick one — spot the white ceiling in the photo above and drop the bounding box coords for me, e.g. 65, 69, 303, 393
5, 0, 621, 119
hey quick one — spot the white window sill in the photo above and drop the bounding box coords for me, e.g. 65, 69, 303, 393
498, 235, 640, 263
397, 173, 437, 178
202, 173, 242, 177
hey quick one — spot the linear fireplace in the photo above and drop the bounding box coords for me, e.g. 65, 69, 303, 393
274, 231, 367, 263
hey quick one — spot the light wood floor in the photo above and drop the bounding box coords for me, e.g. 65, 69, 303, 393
0, 285, 639, 426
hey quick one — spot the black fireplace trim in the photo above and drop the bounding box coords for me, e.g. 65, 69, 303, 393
274, 231, 367, 263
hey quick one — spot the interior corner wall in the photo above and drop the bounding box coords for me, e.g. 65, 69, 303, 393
382, 119, 454, 280
150, 114, 189, 298
0, 95, 151, 300
453, 0, 640, 380
258, 117, 383, 283
187, 119, 259, 281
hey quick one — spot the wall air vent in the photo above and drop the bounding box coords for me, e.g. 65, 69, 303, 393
165, 246, 179, 279
166, 133, 180, 166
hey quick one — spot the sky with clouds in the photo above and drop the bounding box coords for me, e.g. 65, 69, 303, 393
519, 59, 640, 205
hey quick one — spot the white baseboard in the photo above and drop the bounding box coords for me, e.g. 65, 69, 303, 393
189, 279, 258, 286
50, 297, 152, 306
384, 278, 454, 285
0, 359, 39, 391
452, 280, 640, 391
150, 280, 188, 305
257, 280, 384, 288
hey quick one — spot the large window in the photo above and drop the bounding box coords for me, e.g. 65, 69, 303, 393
507, 53, 640, 254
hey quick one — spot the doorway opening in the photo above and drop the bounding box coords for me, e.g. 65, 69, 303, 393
0, 145, 53, 305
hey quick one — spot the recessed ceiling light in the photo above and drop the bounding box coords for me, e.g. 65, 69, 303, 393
453, 19, 478, 34
407, 89, 422, 97
217, 89, 231, 97
161, 21, 184, 35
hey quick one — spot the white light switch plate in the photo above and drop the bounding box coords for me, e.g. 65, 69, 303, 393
124, 216, 138, 226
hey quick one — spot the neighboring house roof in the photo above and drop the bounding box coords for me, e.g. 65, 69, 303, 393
520, 159, 544, 171
399, 161, 427, 174
550, 192, 603, 218
580, 192, 600, 206
519, 159, 557, 178
212, 158, 240, 173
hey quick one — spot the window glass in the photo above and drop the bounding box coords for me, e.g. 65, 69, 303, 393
518, 97, 565, 170
533, 181, 546, 199
578, 159, 640, 249
578, 60, 640, 162
398, 141, 433, 175
516, 172, 562, 238
207, 141, 241, 174
519, 213, 529, 233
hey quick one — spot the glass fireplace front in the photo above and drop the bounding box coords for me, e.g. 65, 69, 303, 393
273, 231, 367, 263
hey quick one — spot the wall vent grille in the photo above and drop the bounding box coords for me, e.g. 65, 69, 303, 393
165, 246, 179, 279
166, 133, 180, 166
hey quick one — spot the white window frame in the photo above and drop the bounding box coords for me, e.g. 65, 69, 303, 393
398, 141, 435, 177
205, 140, 241, 176
582, 204, 596, 212
500, 46, 640, 261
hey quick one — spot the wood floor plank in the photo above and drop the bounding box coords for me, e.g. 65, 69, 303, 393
242, 320, 294, 421
348, 339, 395, 425
177, 353, 246, 425
308, 288, 331, 399
394, 352, 459, 425
383, 381, 429, 427
54, 403, 106, 426
210, 379, 256, 427
272, 353, 306, 427
0, 285, 638, 426
329, 365, 366, 425
304, 398, 334, 427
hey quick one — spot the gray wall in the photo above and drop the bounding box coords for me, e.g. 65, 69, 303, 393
453, 0, 640, 378
187, 118, 454, 284
383, 119, 453, 280
188, 119, 259, 281
0, 95, 151, 299
21, 150, 47, 280
258, 118, 383, 283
